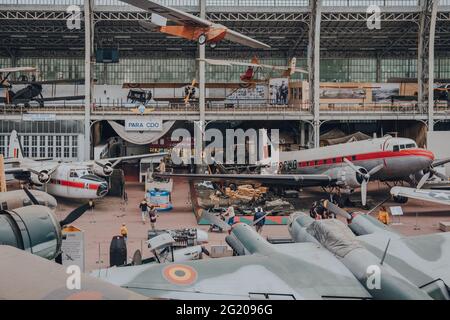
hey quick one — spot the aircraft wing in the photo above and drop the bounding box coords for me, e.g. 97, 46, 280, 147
121, 0, 212, 27
4, 162, 59, 177
0, 246, 147, 300
202, 58, 292, 71
155, 172, 335, 187
93, 244, 371, 300
223, 28, 271, 49
0, 67, 36, 73
357, 232, 450, 293
95, 152, 168, 167
390, 186, 450, 206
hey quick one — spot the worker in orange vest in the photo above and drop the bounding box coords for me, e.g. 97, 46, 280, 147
377, 206, 390, 225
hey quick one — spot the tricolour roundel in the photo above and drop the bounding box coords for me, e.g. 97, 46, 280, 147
162, 264, 198, 286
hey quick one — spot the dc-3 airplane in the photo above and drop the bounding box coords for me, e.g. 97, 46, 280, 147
4, 130, 167, 199
121, 0, 270, 49
156, 133, 450, 206
289, 201, 450, 300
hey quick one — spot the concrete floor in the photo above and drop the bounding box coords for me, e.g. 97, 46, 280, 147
10, 178, 450, 272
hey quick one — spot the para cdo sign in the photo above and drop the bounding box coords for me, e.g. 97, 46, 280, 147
125, 118, 163, 131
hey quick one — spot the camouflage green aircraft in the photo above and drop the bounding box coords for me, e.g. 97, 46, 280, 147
0, 246, 147, 300
288, 202, 450, 300
94, 223, 371, 300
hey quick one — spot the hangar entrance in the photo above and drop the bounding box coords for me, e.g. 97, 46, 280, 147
91, 120, 177, 183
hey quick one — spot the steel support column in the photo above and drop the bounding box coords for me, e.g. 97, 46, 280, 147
308, 0, 321, 148
84, 0, 93, 161
418, 0, 438, 132
195, 0, 206, 169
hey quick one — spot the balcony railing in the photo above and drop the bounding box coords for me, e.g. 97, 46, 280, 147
3, 100, 450, 117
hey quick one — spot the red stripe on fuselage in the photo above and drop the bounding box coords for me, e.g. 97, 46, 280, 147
294, 149, 434, 169
50, 179, 99, 190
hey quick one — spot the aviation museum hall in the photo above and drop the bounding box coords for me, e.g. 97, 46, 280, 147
1, 0, 450, 301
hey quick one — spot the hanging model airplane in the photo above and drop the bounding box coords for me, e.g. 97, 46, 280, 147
4, 130, 167, 200
201, 56, 307, 83
120, 0, 270, 49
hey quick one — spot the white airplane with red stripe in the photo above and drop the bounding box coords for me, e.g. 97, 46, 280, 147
4, 130, 166, 200
157, 133, 448, 206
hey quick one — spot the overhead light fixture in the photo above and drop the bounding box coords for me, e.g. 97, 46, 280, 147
11, 35, 27, 38
166, 36, 180, 39
20, 47, 36, 49
69, 47, 84, 50
167, 48, 182, 50
371, 36, 389, 39
215, 47, 230, 50
119, 47, 134, 50
114, 35, 131, 39
63, 35, 79, 39
322, 36, 337, 39
269, 36, 285, 39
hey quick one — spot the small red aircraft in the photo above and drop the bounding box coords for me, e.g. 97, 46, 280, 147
201, 57, 308, 85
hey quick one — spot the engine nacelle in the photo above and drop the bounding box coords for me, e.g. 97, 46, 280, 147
30, 170, 51, 184
327, 166, 366, 190
225, 223, 274, 256
0, 205, 62, 260
93, 162, 114, 177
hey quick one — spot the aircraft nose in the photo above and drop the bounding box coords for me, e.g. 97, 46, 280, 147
96, 183, 109, 197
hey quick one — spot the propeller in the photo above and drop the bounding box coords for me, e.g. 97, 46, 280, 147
59, 203, 92, 227
323, 200, 352, 220
29, 165, 59, 184
22, 186, 39, 205
94, 161, 114, 176
416, 168, 448, 190
344, 158, 384, 206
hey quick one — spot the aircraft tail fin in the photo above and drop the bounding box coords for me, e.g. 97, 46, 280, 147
8, 130, 23, 159
258, 129, 279, 175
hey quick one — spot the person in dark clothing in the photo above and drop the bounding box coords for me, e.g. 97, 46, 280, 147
254, 207, 266, 234
139, 199, 149, 224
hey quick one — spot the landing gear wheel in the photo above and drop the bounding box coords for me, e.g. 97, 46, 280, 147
198, 33, 207, 45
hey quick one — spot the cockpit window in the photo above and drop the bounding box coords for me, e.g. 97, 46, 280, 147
393, 143, 417, 152
70, 170, 78, 178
